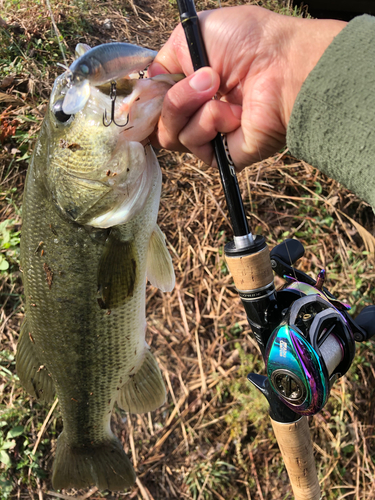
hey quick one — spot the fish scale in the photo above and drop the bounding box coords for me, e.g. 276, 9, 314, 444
17, 45, 177, 490
20, 144, 166, 480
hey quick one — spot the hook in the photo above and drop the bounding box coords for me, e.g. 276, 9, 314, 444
103, 81, 130, 127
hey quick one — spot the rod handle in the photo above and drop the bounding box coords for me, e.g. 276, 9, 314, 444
225, 242, 274, 292
270, 416, 321, 500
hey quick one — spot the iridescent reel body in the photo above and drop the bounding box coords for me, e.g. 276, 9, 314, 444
265, 284, 354, 415
241, 239, 375, 418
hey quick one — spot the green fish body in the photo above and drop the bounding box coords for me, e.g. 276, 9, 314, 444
16, 52, 175, 491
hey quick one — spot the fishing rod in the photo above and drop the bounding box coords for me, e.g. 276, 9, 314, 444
175, 1, 375, 498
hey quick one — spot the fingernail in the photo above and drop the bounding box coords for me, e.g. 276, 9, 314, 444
230, 104, 242, 120
189, 68, 215, 92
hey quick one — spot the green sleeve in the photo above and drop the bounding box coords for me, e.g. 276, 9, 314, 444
286, 15, 375, 208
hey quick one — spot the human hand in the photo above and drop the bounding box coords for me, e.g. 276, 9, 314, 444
148, 6, 346, 171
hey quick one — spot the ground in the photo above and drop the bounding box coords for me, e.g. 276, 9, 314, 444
1, 1, 375, 499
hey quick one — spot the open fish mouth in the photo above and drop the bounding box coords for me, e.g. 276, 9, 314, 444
47, 75, 156, 229
46, 44, 182, 229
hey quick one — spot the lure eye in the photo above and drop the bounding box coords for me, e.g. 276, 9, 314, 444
53, 97, 72, 123
80, 64, 90, 75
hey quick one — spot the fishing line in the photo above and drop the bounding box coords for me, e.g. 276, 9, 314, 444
45, 0, 68, 68
227, 70, 302, 296
253, 142, 303, 296
216, 0, 302, 293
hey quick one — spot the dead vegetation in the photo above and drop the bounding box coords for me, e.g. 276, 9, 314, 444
1, 1, 375, 499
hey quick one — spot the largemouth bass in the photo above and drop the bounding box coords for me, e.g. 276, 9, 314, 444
16, 44, 176, 491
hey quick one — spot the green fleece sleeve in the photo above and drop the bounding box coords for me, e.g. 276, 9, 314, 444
287, 15, 375, 208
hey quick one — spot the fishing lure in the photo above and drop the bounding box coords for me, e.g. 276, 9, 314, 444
62, 43, 157, 115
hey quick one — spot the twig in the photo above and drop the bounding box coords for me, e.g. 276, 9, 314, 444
248, 446, 264, 500
136, 477, 150, 500
32, 398, 59, 456
128, 415, 137, 468
164, 369, 189, 450
194, 295, 207, 393
46, 489, 98, 500
176, 286, 191, 338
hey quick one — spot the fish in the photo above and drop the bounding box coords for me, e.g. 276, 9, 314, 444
62, 42, 158, 115
16, 43, 177, 491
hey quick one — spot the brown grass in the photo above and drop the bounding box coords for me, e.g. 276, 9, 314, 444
1, 1, 375, 499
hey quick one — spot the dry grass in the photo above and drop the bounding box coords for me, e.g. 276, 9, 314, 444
1, 1, 375, 499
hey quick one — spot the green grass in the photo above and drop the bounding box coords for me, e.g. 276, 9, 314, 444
0, 218, 20, 272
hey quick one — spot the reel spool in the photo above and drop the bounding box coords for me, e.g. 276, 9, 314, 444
265, 292, 355, 416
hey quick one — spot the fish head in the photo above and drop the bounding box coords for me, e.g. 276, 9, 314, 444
38, 72, 157, 228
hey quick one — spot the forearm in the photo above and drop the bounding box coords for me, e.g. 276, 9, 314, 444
287, 15, 375, 208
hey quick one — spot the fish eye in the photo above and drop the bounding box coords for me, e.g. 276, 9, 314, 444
53, 97, 72, 123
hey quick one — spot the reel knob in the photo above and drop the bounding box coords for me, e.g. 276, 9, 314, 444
271, 370, 306, 404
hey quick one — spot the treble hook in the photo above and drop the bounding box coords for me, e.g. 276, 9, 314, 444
103, 81, 130, 127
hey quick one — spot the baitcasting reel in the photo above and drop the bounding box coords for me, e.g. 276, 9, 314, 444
264, 240, 375, 416
266, 240, 375, 416
225, 237, 375, 418
266, 289, 354, 415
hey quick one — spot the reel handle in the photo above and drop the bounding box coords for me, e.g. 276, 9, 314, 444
353, 305, 375, 340
271, 417, 321, 500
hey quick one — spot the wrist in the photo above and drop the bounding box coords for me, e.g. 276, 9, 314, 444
281, 17, 347, 127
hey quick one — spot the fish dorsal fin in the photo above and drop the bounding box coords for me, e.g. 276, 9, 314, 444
146, 225, 175, 292
117, 348, 166, 414
97, 233, 137, 310
16, 320, 55, 402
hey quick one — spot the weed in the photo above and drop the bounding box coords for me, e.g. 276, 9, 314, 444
0, 219, 20, 272
184, 460, 235, 499
219, 346, 269, 452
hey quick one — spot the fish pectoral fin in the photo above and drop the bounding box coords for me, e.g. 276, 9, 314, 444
117, 349, 166, 414
97, 234, 137, 309
16, 320, 55, 402
52, 432, 135, 490
146, 225, 175, 292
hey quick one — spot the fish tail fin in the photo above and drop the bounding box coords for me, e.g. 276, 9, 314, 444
52, 431, 135, 491
117, 349, 166, 414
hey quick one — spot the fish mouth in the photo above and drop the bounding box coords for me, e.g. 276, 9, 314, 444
51, 73, 128, 129
48, 73, 159, 229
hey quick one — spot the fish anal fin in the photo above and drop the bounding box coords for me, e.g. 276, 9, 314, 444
146, 225, 175, 292
98, 235, 136, 309
52, 432, 135, 490
16, 320, 55, 402
117, 349, 166, 414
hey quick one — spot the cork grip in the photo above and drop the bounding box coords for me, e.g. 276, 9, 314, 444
225, 245, 274, 291
271, 417, 321, 500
